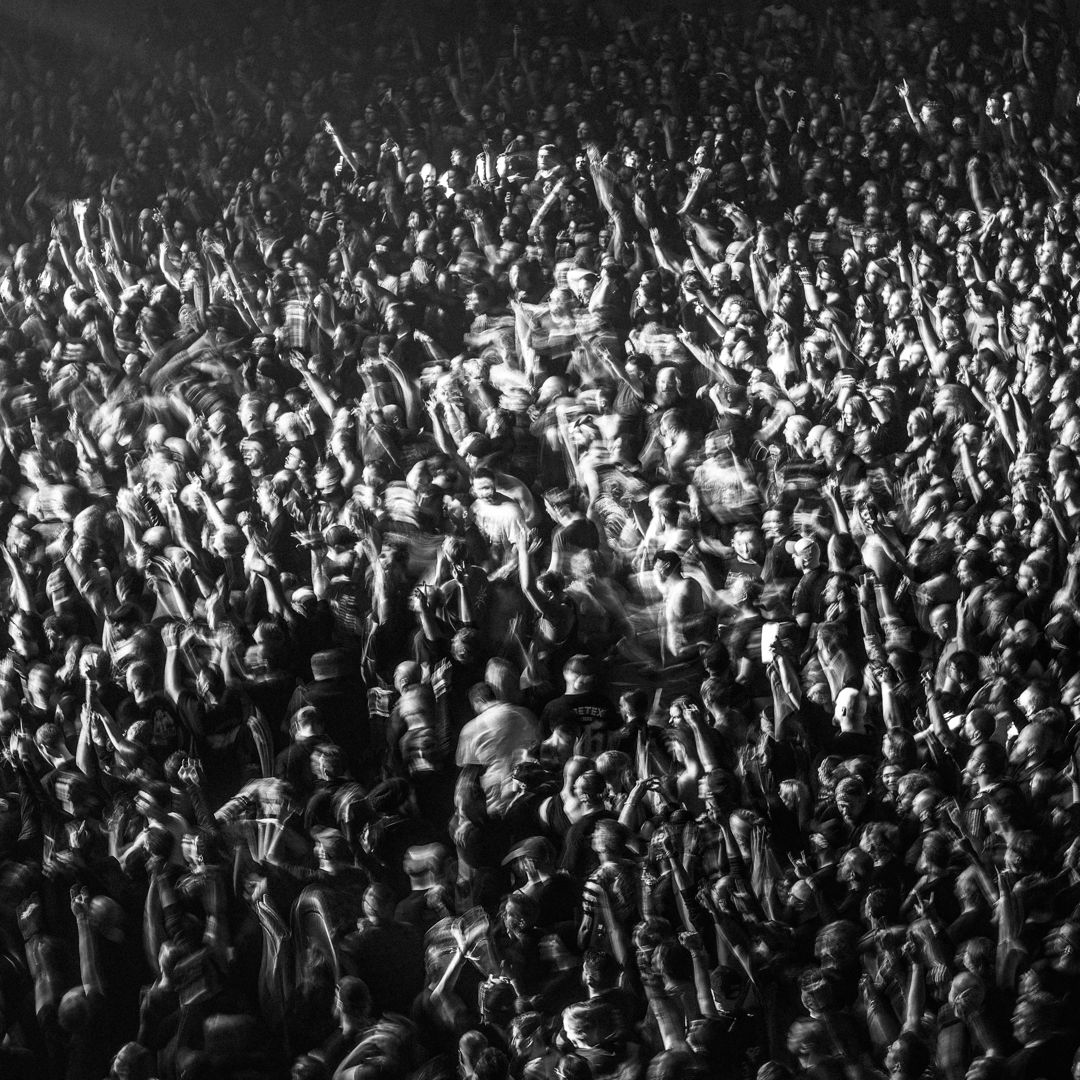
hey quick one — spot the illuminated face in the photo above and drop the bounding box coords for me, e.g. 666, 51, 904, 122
881, 765, 902, 795
241, 443, 264, 469
732, 527, 763, 562
930, 609, 954, 640
655, 368, 679, 404
1017, 562, 1045, 597
835, 785, 865, 821
1012, 1000, 1041, 1045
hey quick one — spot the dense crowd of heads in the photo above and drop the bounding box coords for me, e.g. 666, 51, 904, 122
3, 0, 1080, 1077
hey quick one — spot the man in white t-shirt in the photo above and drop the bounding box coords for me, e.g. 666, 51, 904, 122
455, 682, 540, 814
470, 467, 531, 590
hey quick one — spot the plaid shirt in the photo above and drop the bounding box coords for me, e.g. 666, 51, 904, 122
278, 270, 317, 350
288, 269, 318, 304
280, 297, 310, 349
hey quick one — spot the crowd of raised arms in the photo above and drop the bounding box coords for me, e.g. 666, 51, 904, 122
5, 0, 1080, 1077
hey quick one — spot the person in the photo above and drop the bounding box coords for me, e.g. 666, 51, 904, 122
539, 656, 619, 757
456, 682, 540, 815
501, 835, 578, 938
2, 0, 1080, 1077
339, 883, 426, 1017
287, 648, 373, 779
652, 551, 711, 669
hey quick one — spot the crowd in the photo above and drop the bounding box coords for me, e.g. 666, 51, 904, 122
4, 0, 1080, 1076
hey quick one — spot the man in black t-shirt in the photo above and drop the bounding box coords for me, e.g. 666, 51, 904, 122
1007, 991, 1076, 1079
339, 883, 426, 1017
502, 836, 579, 936
117, 660, 187, 766
286, 649, 372, 779
539, 655, 619, 757
791, 537, 829, 631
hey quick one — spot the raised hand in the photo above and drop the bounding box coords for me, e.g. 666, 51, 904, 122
70, 885, 90, 919
17, 894, 43, 940
678, 930, 703, 953
178, 758, 201, 787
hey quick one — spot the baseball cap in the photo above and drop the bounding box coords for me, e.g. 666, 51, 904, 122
501, 836, 555, 866
794, 537, 821, 565
310, 648, 346, 680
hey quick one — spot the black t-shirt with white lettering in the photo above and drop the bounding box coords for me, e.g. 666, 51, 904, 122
540, 690, 620, 755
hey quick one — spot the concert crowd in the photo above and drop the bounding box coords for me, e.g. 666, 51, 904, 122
2, 0, 1080, 1076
